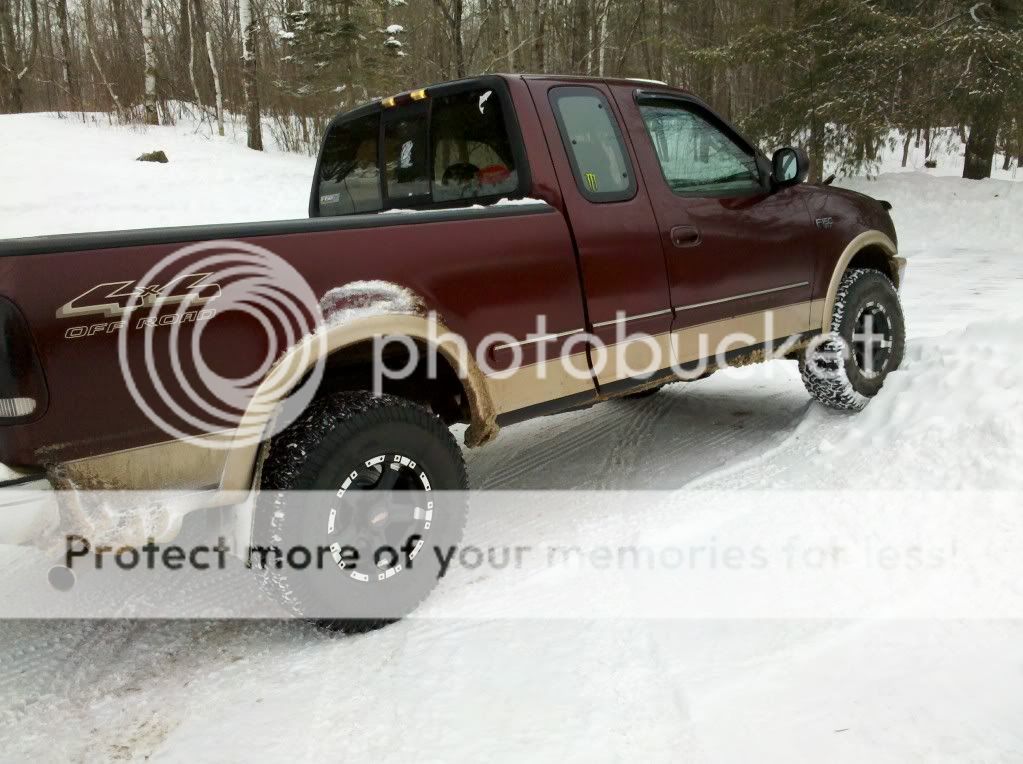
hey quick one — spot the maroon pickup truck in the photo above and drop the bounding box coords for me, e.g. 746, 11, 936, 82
0, 74, 905, 627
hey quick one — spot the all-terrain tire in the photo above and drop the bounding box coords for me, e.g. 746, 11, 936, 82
256, 391, 469, 633
800, 268, 905, 411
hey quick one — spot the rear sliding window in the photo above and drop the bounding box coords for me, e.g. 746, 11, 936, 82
315, 85, 520, 216
431, 88, 518, 202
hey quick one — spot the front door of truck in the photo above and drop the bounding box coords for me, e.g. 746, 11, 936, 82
613, 88, 815, 370
527, 80, 676, 390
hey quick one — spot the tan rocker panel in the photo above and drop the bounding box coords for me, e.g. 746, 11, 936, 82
483, 301, 817, 416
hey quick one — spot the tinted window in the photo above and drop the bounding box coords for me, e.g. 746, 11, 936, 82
639, 102, 762, 196
317, 114, 381, 215
431, 88, 519, 202
383, 106, 430, 203
550, 87, 634, 202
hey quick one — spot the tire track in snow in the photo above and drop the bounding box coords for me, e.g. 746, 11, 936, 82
466, 373, 810, 491
595, 392, 675, 490
467, 404, 636, 489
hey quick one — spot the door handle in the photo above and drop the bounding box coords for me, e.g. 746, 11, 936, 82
671, 225, 701, 248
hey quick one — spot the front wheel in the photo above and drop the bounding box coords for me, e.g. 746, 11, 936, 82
256, 391, 468, 632
800, 268, 906, 411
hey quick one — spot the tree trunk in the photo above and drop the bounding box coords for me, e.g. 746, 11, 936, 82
901, 131, 911, 168
186, 0, 203, 111
142, 0, 159, 124
204, 30, 224, 136
0, 0, 24, 112
656, 0, 665, 81
190, 0, 215, 94
452, 0, 464, 78
501, 0, 514, 70
571, 0, 589, 72
532, 0, 544, 71
84, 0, 123, 119
54, 0, 78, 108
178, 0, 190, 69
963, 96, 1003, 180
240, 0, 263, 150
807, 117, 825, 184
0, 0, 38, 113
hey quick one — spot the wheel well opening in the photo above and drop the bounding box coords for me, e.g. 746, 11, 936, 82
848, 245, 899, 288
314, 338, 471, 426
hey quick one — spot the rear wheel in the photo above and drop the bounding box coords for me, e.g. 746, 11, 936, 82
256, 391, 468, 632
800, 268, 905, 410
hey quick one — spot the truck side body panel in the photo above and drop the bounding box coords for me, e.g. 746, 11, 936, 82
0, 204, 587, 471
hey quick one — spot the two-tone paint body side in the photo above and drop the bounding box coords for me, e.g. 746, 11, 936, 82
0, 202, 588, 481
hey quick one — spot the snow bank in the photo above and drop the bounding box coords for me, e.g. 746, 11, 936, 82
0, 113, 313, 239
693, 318, 1023, 490
838, 172, 1023, 258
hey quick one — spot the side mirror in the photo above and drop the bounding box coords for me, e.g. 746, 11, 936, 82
771, 147, 809, 188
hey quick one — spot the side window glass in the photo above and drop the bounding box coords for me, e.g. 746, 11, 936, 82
317, 113, 382, 216
431, 88, 519, 202
383, 107, 430, 204
550, 87, 635, 203
639, 102, 762, 196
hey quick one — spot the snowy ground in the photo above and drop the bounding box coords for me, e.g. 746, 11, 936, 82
1, 114, 1022, 761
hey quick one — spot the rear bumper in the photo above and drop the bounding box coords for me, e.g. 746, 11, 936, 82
0, 464, 58, 544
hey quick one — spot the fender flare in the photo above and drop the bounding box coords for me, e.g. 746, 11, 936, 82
219, 312, 499, 492
816, 230, 902, 332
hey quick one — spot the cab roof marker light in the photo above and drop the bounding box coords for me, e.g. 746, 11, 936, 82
410, 88, 428, 101
381, 96, 397, 108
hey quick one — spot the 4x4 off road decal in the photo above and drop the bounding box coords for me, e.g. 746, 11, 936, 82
57, 273, 220, 339
57, 273, 220, 319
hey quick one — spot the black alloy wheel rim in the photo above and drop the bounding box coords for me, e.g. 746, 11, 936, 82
326, 453, 433, 584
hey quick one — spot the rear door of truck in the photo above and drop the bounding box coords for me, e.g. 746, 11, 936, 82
524, 78, 676, 393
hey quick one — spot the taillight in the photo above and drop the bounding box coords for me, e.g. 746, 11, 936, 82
0, 297, 48, 423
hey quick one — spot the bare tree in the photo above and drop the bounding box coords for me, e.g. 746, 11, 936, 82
83, 0, 123, 118
204, 29, 223, 135
240, 0, 263, 149
432, 0, 465, 78
0, 0, 40, 112
54, 0, 78, 107
142, 0, 159, 123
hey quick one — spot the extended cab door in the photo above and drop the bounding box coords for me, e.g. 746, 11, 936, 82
611, 87, 816, 367
526, 79, 676, 390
